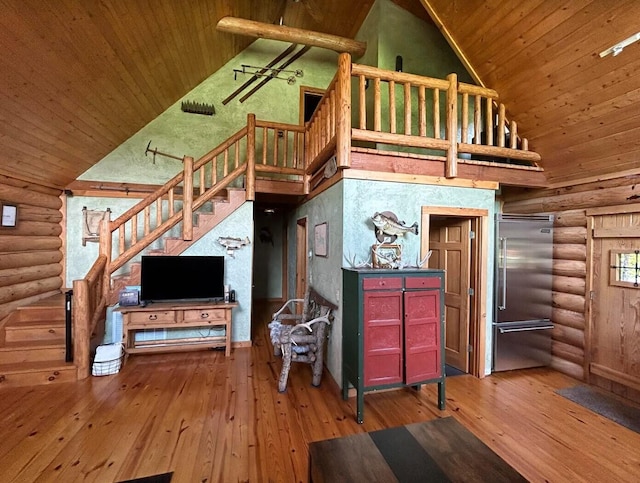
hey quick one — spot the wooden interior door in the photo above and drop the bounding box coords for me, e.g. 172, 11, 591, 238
295, 218, 307, 300
590, 210, 640, 399
428, 218, 471, 372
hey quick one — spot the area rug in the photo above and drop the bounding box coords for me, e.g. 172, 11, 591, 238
445, 365, 466, 377
309, 417, 525, 482
119, 472, 173, 483
557, 385, 640, 434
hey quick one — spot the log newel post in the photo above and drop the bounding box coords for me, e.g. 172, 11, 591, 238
445, 73, 458, 178
182, 156, 194, 241
336, 52, 352, 169
72, 278, 91, 379
246, 114, 256, 201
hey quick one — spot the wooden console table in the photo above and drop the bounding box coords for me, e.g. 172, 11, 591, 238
117, 301, 237, 356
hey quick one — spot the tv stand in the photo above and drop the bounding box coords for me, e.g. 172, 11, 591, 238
117, 300, 237, 356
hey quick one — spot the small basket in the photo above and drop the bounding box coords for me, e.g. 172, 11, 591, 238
92, 343, 124, 376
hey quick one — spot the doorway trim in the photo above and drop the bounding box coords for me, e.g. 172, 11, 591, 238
295, 217, 308, 300
421, 206, 489, 378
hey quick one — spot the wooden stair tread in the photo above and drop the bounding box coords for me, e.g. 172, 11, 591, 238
1, 339, 65, 350
5, 319, 65, 329
0, 360, 75, 373
16, 293, 66, 309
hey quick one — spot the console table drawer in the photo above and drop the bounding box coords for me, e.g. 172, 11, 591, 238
183, 309, 226, 322
128, 311, 175, 324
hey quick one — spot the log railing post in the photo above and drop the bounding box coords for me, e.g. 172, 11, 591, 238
182, 156, 194, 241
72, 278, 91, 379
100, 216, 111, 295
246, 114, 256, 201
446, 73, 458, 178
336, 52, 352, 168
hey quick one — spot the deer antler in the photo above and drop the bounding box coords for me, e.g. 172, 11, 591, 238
343, 251, 372, 268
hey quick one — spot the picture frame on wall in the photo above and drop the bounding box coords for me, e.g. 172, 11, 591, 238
372, 243, 402, 269
314, 222, 328, 257
1, 203, 17, 227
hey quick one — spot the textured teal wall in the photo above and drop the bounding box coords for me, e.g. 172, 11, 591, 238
79, 39, 338, 184
341, 179, 496, 378
288, 182, 344, 376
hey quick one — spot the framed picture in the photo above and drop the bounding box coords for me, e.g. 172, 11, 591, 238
1, 203, 17, 227
372, 244, 402, 269
314, 222, 328, 257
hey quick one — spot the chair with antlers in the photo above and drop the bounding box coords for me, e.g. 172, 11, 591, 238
268, 287, 338, 392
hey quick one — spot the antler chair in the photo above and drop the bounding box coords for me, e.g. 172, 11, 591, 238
268, 287, 338, 392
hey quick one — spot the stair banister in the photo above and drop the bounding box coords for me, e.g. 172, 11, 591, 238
183, 156, 194, 241
246, 114, 256, 201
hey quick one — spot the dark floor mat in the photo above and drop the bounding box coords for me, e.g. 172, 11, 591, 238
445, 365, 466, 377
119, 472, 173, 483
557, 385, 640, 434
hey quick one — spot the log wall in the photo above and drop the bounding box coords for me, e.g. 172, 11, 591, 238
0, 175, 63, 320
502, 174, 640, 381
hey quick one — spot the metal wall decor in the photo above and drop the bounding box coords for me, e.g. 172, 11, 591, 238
181, 100, 215, 116
233, 64, 303, 85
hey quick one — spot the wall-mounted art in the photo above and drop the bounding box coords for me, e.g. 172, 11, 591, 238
372, 243, 402, 269
314, 222, 328, 257
1, 203, 17, 227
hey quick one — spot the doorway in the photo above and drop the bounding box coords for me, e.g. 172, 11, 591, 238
588, 206, 640, 402
421, 207, 489, 377
295, 217, 308, 300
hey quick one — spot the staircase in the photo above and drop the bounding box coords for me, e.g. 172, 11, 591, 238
0, 294, 76, 388
108, 188, 246, 304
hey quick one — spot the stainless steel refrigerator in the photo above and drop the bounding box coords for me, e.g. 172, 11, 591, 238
493, 214, 554, 371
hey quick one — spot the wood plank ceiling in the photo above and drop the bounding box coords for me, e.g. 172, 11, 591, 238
424, 0, 640, 186
0, 0, 639, 189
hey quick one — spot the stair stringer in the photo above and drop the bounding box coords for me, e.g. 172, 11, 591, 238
108, 188, 246, 303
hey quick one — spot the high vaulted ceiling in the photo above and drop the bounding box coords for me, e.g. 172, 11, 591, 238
1, 0, 639, 190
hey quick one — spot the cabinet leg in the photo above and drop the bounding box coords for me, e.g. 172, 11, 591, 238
356, 389, 364, 424
437, 380, 446, 410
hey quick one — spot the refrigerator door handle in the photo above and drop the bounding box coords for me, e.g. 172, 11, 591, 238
498, 324, 554, 334
498, 237, 507, 311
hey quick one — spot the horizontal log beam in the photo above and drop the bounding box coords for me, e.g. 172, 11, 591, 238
552, 275, 586, 296
0, 250, 62, 270
553, 209, 587, 228
553, 244, 586, 261
216, 16, 367, 57
552, 307, 585, 330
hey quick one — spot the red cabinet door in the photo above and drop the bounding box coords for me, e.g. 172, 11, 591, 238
363, 290, 403, 386
404, 289, 441, 384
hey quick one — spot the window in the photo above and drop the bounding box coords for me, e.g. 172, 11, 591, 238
610, 250, 640, 288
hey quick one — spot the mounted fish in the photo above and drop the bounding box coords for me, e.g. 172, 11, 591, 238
371, 211, 418, 243
217, 236, 251, 257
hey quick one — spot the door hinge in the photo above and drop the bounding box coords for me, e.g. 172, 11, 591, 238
468, 287, 474, 296
467, 344, 473, 353
469, 230, 475, 239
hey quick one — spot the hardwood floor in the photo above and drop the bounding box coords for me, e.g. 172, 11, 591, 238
1, 305, 639, 482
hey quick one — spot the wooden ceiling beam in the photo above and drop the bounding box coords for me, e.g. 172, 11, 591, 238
216, 16, 366, 57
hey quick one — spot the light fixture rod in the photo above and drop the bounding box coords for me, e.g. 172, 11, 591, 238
599, 32, 640, 58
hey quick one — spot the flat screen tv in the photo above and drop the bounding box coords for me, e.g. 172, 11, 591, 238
140, 255, 225, 303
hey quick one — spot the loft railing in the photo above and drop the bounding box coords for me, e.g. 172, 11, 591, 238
70, 57, 541, 378
304, 53, 541, 179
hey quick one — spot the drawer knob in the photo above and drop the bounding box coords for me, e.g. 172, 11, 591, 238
380, 281, 386, 286
149, 314, 157, 321
201, 312, 209, 319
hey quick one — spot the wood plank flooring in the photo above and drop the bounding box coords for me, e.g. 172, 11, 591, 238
1, 304, 639, 482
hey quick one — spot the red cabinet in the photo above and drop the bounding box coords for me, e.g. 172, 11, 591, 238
343, 269, 445, 423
